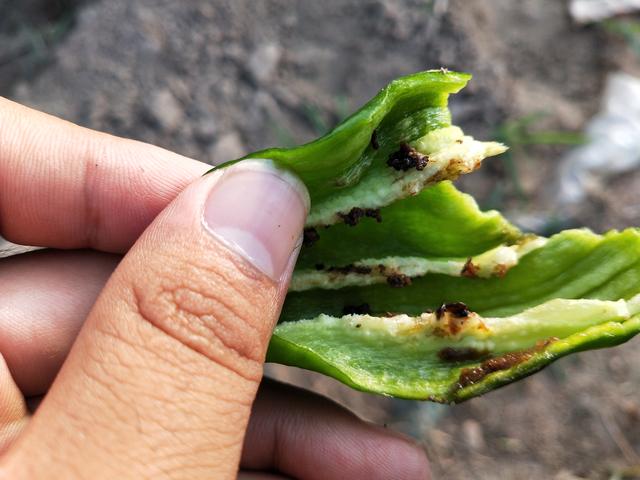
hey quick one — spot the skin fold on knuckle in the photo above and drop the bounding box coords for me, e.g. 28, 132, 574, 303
123, 240, 279, 384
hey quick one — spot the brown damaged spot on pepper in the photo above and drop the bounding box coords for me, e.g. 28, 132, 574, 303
386, 273, 412, 288
339, 207, 382, 226
370, 129, 379, 150
433, 302, 477, 336
342, 303, 372, 315
387, 143, 429, 171
456, 337, 559, 388
460, 258, 479, 278
303, 227, 320, 247
493, 263, 508, 277
436, 302, 470, 320
438, 347, 490, 362
328, 264, 373, 275
430, 157, 478, 183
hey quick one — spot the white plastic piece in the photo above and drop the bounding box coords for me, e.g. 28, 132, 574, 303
0, 237, 40, 258
557, 72, 640, 205
569, 0, 640, 23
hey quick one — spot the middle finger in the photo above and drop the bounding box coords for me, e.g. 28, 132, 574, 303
0, 249, 119, 396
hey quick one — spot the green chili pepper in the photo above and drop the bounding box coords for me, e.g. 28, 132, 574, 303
209, 70, 506, 227
275, 228, 640, 401
211, 70, 640, 402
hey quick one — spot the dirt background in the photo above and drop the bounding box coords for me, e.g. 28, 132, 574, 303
2, 0, 640, 478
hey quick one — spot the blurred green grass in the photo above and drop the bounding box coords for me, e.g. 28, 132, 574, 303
486, 112, 585, 210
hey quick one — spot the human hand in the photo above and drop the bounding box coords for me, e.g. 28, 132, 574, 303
0, 98, 430, 479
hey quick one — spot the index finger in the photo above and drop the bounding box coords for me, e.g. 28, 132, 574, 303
0, 97, 209, 253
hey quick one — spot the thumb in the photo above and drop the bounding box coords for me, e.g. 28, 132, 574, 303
3, 160, 309, 479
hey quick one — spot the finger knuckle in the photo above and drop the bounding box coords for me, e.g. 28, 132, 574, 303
128, 250, 275, 382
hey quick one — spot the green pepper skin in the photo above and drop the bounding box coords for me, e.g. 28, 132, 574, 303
267, 312, 640, 402
209, 70, 470, 204
295, 181, 521, 270
282, 229, 640, 322
271, 229, 640, 401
